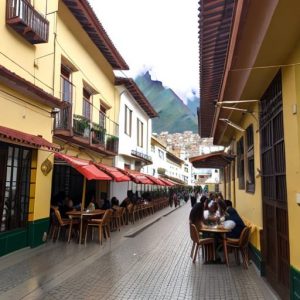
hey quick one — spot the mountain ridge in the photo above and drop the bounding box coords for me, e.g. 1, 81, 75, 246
135, 71, 198, 134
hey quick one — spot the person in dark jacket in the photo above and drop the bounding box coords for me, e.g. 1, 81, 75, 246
225, 207, 246, 238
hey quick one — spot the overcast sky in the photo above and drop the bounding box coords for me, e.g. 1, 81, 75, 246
88, 0, 199, 103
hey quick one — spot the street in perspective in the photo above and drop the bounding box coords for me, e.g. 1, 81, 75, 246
0, 0, 300, 299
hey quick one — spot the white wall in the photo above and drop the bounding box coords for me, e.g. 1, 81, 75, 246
117, 87, 151, 158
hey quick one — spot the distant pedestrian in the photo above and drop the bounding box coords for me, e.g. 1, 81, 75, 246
190, 191, 196, 207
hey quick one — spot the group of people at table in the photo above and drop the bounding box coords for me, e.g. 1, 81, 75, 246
189, 192, 246, 263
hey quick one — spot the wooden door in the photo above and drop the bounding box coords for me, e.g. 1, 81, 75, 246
260, 71, 290, 299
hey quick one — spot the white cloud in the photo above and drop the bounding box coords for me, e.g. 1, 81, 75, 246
88, 0, 200, 102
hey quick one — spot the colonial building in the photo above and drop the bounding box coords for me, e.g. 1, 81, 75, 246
197, 0, 300, 298
0, 0, 128, 256
112, 77, 157, 200
150, 136, 187, 186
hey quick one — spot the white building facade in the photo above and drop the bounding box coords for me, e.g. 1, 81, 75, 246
111, 77, 157, 201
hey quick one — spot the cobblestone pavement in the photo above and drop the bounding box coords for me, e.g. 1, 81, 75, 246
0, 203, 279, 300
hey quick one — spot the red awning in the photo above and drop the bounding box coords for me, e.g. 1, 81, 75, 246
55, 153, 112, 181
159, 177, 176, 187
144, 174, 166, 186
94, 163, 130, 182
0, 125, 60, 151
120, 169, 153, 184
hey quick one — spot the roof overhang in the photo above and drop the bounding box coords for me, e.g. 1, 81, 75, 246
198, 0, 236, 137
189, 151, 234, 169
0, 65, 63, 108
200, 0, 300, 145
62, 0, 129, 70
115, 77, 158, 118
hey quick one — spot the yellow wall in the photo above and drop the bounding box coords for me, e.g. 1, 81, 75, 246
0, 0, 121, 222
52, 3, 118, 134
231, 107, 263, 249
0, 1, 55, 95
281, 39, 300, 269
0, 85, 54, 221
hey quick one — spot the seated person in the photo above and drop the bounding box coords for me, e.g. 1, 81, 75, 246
203, 201, 220, 226
217, 199, 228, 223
60, 196, 74, 218
189, 202, 204, 232
101, 198, 111, 210
225, 207, 246, 238
111, 196, 120, 208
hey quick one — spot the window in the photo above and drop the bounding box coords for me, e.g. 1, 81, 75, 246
246, 125, 255, 193
83, 88, 91, 120
158, 149, 164, 159
237, 137, 245, 189
99, 105, 107, 129
124, 105, 132, 136
0, 143, 32, 232
60, 65, 72, 103
137, 118, 144, 147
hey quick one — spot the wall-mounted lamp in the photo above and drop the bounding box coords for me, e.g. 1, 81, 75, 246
219, 118, 245, 132
256, 168, 262, 178
51, 108, 60, 118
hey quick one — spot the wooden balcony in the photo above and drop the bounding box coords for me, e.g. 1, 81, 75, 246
54, 107, 119, 155
6, 0, 49, 44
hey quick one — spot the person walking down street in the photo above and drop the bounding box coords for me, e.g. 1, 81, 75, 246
169, 191, 174, 207
173, 192, 179, 208
190, 191, 196, 207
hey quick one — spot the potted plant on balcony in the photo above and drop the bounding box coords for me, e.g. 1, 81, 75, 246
91, 123, 106, 145
73, 114, 90, 137
106, 135, 119, 153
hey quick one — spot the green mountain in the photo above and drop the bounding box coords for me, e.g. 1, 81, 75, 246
186, 91, 199, 117
135, 71, 198, 134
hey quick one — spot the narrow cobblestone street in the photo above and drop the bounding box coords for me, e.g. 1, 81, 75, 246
0, 203, 279, 300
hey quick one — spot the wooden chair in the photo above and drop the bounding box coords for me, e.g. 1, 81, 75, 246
112, 207, 124, 231
127, 203, 134, 224
84, 209, 113, 245
51, 207, 77, 242
189, 223, 215, 263
226, 226, 252, 268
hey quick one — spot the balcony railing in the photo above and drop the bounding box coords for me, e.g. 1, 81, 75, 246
92, 123, 106, 146
73, 114, 90, 137
105, 134, 119, 153
99, 112, 119, 138
6, 0, 49, 44
55, 104, 72, 130
54, 111, 119, 154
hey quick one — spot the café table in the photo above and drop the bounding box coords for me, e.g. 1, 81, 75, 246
200, 225, 231, 266
67, 209, 105, 244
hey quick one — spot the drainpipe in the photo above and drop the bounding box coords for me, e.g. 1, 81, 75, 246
52, 15, 57, 97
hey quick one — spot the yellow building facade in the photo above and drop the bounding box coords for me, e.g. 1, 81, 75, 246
198, 0, 300, 299
0, 0, 128, 256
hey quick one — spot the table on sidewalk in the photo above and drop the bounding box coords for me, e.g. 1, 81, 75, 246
67, 209, 105, 244
200, 226, 231, 266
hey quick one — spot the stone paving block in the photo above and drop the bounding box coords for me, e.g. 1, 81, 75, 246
0, 204, 280, 300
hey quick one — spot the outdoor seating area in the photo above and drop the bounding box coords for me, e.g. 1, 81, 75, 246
189, 192, 252, 268
48, 195, 171, 246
